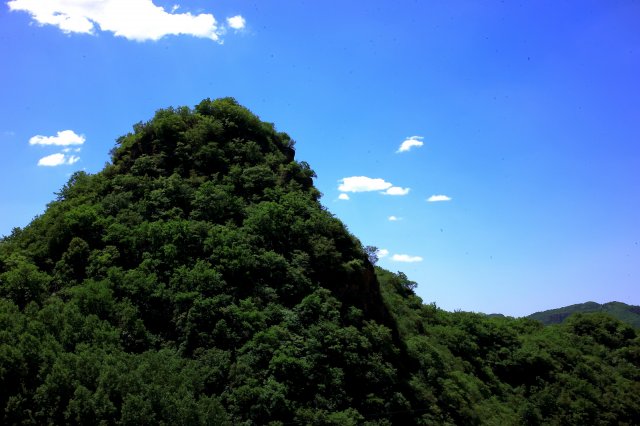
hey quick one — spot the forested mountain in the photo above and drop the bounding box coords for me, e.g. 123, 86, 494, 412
1, 98, 638, 424
528, 301, 640, 328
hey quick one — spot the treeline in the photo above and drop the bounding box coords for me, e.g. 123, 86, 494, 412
1, 98, 638, 424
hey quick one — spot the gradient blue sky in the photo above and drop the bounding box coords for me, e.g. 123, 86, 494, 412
1, 0, 639, 316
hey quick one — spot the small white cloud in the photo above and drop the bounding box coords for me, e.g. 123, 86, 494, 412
396, 135, 424, 153
392, 254, 423, 263
29, 130, 85, 146
338, 176, 393, 193
38, 153, 65, 167
383, 186, 410, 196
8, 0, 234, 42
338, 176, 410, 196
37, 153, 79, 167
227, 15, 245, 30
427, 195, 452, 202
338, 193, 350, 200
388, 215, 401, 221
377, 249, 389, 258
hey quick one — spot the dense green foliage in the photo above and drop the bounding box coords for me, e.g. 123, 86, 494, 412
528, 301, 640, 329
1, 98, 639, 424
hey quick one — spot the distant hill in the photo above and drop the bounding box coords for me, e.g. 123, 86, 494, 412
528, 301, 640, 328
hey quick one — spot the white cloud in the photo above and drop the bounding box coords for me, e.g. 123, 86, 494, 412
338, 176, 410, 197
388, 215, 401, 221
227, 15, 245, 30
29, 130, 85, 146
396, 135, 424, 153
377, 248, 389, 258
338, 193, 350, 200
392, 254, 423, 263
427, 194, 452, 202
38, 153, 65, 167
338, 176, 392, 193
37, 153, 80, 167
7, 0, 240, 42
383, 186, 410, 196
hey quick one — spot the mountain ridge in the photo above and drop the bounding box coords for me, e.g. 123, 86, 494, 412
527, 300, 640, 328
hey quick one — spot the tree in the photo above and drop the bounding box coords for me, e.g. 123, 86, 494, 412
365, 246, 379, 265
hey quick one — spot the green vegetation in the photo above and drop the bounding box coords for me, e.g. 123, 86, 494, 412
528, 301, 640, 328
1, 98, 639, 424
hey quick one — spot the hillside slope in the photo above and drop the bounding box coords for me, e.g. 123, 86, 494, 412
1, 98, 639, 425
529, 301, 640, 328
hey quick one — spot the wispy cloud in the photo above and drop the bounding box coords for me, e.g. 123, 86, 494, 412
227, 15, 245, 30
392, 254, 423, 263
388, 216, 401, 221
396, 135, 424, 153
338, 176, 410, 196
8, 0, 245, 42
338, 193, 350, 200
37, 153, 80, 167
427, 194, 452, 202
62, 147, 82, 153
383, 186, 410, 196
377, 248, 389, 258
29, 130, 85, 146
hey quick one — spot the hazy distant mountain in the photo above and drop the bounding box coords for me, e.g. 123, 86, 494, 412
528, 301, 640, 328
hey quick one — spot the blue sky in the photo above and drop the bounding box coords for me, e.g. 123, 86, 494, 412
1, 0, 639, 316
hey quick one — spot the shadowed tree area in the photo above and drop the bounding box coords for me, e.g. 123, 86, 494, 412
1, 98, 639, 424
